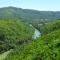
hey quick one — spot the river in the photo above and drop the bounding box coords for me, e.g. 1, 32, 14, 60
33, 29, 41, 39
29, 24, 41, 39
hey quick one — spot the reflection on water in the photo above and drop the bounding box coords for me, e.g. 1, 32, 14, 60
29, 24, 41, 39
33, 29, 41, 39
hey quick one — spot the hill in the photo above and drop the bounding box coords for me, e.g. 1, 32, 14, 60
0, 19, 34, 54
0, 7, 60, 60
0, 7, 60, 23
5, 20, 60, 60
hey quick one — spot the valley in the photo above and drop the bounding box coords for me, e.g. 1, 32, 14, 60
0, 7, 60, 60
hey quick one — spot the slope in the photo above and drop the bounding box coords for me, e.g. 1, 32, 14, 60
0, 19, 34, 54
0, 7, 60, 22
5, 20, 60, 60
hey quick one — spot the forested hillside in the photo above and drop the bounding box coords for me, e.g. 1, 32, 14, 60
0, 19, 34, 54
33, 20, 60, 35
0, 7, 60, 60
0, 7, 60, 23
5, 20, 60, 60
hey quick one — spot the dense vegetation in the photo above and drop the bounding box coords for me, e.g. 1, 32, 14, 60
0, 7, 60, 60
0, 7, 60, 23
5, 20, 60, 60
34, 20, 60, 35
0, 19, 34, 54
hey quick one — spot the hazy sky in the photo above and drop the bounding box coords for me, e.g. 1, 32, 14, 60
0, 0, 60, 11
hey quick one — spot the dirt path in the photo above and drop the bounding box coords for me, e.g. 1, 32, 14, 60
0, 50, 12, 60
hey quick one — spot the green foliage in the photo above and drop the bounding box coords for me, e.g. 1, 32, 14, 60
5, 20, 60, 60
0, 19, 33, 53
0, 7, 60, 23
1, 7, 60, 60
5, 29, 60, 60
36, 20, 60, 35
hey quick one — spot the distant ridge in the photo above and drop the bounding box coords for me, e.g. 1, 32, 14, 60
0, 6, 60, 22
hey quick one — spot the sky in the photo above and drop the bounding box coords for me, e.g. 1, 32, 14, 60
0, 0, 60, 11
